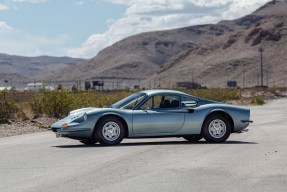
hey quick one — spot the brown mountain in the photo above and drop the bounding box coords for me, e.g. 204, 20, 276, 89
43, 18, 238, 82
0, 53, 85, 86
146, 0, 287, 88
46, 1, 287, 88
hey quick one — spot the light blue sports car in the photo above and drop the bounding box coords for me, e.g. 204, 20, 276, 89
51, 89, 252, 145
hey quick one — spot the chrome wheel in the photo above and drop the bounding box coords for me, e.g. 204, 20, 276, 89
102, 121, 121, 141
95, 117, 125, 146
208, 119, 226, 139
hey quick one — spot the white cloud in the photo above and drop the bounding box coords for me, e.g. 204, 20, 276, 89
0, 4, 9, 11
0, 27, 71, 56
11, 0, 46, 3
68, 0, 269, 58
222, 0, 269, 20
191, 0, 233, 7
104, 0, 131, 5
75, 1, 85, 5
0, 21, 13, 32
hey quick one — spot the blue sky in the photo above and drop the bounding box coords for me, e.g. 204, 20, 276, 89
0, 0, 269, 58
1, 1, 125, 43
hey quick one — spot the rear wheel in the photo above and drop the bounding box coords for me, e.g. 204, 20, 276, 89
94, 117, 125, 146
183, 135, 203, 142
202, 114, 231, 143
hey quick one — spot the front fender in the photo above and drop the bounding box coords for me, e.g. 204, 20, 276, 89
94, 111, 133, 137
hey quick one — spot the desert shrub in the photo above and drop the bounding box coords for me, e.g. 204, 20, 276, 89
41, 90, 76, 118
30, 93, 45, 117
185, 88, 241, 102
250, 96, 265, 105
0, 91, 18, 123
27, 90, 134, 118
18, 102, 33, 120
72, 91, 104, 109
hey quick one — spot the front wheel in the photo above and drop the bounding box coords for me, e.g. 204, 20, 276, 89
202, 115, 231, 143
94, 117, 125, 146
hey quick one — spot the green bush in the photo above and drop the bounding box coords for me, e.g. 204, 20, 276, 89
41, 90, 75, 118
27, 90, 133, 118
0, 91, 18, 123
250, 96, 265, 105
185, 88, 241, 102
30, 93, 44, 117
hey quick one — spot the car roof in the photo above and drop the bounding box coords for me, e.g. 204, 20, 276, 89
140, 89, 191, 97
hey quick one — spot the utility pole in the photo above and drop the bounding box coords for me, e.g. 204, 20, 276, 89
192, 71, 194, 83
258, 47, 264, 87
116, 72, 119, 90
241, 61, 246, 88
266, 69, 269, 87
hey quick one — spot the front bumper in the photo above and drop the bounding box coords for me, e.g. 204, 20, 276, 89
51, 127, 92, 139
241, 120, 253, 123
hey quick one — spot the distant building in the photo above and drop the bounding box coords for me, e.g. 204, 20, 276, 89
227, 81, 237, 88
83, 81, 105, 91
25, 82, 55, 92
92, 81, 104, 90
0, 86, 12, 91
176, 82, 205, 89
133, 85, 140, 90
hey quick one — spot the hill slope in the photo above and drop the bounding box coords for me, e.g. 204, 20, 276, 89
44, 23, 239, 81
0, 54, 85, 84
45, 1, 287, 88
146, 1, 287, 88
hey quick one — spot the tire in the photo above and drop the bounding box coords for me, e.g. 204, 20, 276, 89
183, 135, 203, 142
94, 117, 125, 146
202, 114, 231, 143
80, 138, 97, 145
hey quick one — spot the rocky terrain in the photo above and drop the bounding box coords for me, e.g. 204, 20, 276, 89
43, 1, 287, 88
0, 117, 56, 138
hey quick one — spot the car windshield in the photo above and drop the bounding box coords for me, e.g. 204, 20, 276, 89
111, 92, 147, 109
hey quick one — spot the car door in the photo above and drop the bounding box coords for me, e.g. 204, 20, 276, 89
132, 94, 185, 135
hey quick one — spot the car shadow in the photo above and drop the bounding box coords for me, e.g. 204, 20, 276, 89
52, 140, 258, 148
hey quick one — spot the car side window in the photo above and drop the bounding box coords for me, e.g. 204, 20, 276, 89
155, 95, 180, 109
181, 96, 197, 107
153, 95, 162, 109
122, 95, 146, 109
139, 95, 180, 110
139, 97, 153, 110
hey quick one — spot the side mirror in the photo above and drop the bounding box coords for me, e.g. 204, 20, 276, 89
182, 101, 197, 108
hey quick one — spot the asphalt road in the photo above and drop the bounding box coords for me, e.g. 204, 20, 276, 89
1, 99, 287, 192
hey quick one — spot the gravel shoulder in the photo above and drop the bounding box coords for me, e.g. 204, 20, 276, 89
0, 117, 57, 138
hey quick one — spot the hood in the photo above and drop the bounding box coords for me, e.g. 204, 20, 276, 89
69, 107, 101, 115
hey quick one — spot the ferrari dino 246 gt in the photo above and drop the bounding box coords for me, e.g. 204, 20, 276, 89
51, 89, 252, 145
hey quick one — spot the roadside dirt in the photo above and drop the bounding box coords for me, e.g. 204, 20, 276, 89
0, 117, 57, 138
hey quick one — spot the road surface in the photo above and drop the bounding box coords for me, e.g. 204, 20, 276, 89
1, 99, 287, 192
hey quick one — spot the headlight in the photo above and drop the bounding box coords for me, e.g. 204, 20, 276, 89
71, 113, 88, 123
